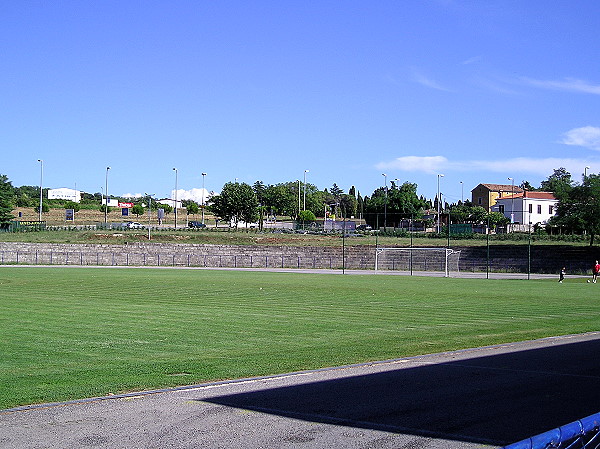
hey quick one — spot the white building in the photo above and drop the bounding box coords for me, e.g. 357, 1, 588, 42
158, 198, 183, 210
101, 198, 120, 207
491, 191, 558, 225
48, 188, 81, 203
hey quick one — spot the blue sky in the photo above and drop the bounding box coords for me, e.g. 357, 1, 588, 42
2, 0, 600, 204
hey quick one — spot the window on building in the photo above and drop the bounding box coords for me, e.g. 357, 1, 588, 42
498, 205, 505, 213
529, 204, 533, 213
478, 197, 482, 205
549, 205, 554, 214
537, 204, 542, 214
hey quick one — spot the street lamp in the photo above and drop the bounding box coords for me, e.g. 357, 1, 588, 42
382, 173, 387, 229
201, 172, 207, 224
37, 159, 43, 223
585, 166, 590, 178
104, 166, 110, 224
173, 168, 178, 228
460, 181, 463, 204
437, 174, 444, 233
303, 169, 309, 211
145, 193, 154, 240
508, 177, 514, 225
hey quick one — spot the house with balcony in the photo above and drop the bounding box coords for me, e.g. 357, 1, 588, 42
491, 191, 557, 225
471, 183, 524, 212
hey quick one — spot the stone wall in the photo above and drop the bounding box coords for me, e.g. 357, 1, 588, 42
0, 242, 598, 274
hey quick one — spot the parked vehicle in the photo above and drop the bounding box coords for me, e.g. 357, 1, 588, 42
123, 221, 144, 229
356, 224, 372, 231
188, 221, 206, 228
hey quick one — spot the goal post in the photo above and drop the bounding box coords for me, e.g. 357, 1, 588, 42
374, 247, 461, 277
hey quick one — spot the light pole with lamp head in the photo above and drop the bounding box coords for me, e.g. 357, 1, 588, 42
437, 174, 444, 233
303, 169, 309, 211
585, 166, 590, 178
104, 167, 110, 224
173, 168, 178, 228
382, 173, 387, 229
392, 178, 400, 228
145, 193, 154, 240
37, 159, 43, 223
201, 172, 207, 224
508, 177, 514, 226
460, 181, 463, 204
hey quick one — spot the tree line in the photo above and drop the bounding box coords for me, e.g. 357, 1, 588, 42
2, 169, 600, 245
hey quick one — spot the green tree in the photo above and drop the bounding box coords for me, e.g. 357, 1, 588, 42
185, 201, 199, 216
262, 183, 297, 217
364, 182, 426, 227
298, 210, 316, 222
131, 204, 145, 217
551, 173, 600, 245
330, 183, 343, 200
520, 180, 536, 191
540, 167, 573, 195
210, 182, 258, 227
469, 206, 488, 224
487, 211, 509, 226
339, 194, 357, 218
253, 181, 266, 205
64, 201, 80, 212
0, 174, 15, 225
157, 203, 173, 214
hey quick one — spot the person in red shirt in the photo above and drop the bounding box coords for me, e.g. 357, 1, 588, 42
593, 260, 600, 283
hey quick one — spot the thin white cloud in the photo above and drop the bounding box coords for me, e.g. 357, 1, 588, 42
122, 193, 144, 198
561, 126, 600, 150
410, 68, 451, 92
377, 155, 595, 176
521, 77, 600, 95
462, 55, 482, 65
376, 156, 449, 174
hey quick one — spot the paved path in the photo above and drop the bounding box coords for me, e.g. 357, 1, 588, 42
0, 263, 580, 281
2, 332, 600, 449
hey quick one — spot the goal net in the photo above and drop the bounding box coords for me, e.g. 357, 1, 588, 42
374, 247, 461, 277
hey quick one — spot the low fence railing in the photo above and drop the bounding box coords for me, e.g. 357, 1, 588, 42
503, 412, 600, 449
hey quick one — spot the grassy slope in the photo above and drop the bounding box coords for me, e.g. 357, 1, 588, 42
1, 266, 598, 410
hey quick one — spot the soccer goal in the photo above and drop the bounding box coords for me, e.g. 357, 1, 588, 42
374, 247, 461, 277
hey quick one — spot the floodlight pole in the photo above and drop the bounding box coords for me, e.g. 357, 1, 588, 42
145, 193, 154, 240
201, 172, 207, 224
173, 167, 178, 229
437, 174, 444, 233
382, 173, 387, 229
303, 169, 309, 211
37, 159, 43, 223
508, 177, 514, 227
104, 166, 110, 224
528, 221, 532, 280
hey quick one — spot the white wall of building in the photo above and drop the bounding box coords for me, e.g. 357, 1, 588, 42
48, 188, 81, 203
493, 195, 557, 225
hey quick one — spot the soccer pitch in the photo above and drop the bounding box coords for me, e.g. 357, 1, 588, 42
1, 266, 598, 410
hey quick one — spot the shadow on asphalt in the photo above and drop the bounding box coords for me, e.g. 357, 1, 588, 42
203, 339, 600, 446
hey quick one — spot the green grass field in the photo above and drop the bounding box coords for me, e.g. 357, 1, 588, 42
1, 266, 598, 410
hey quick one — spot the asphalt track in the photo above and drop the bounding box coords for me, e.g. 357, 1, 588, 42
2, 332, 600, 449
